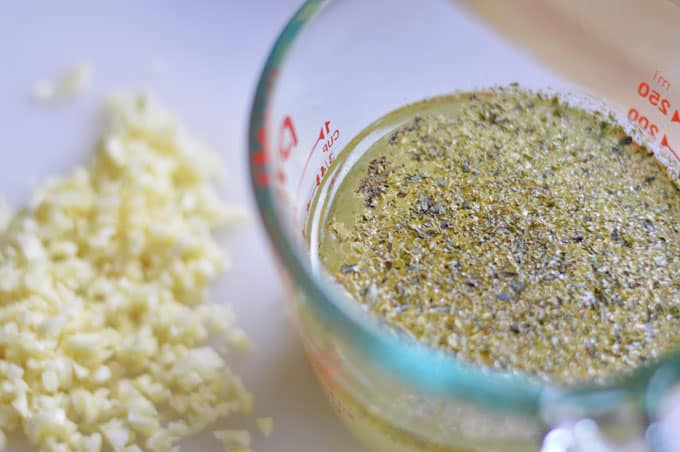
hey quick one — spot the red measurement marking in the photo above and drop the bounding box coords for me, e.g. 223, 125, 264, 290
637, 81, 674, 117
279, 115, 298, 161
252, 124, 270, 186
255, 172, 270, 186
307, 343, 354, 422
314, 152, 335, 187
323, 129, 340, 153
311, 121, 332, 154
258, 125, 268, 150
251, 127, 269, 165
296, 121, 341, 196
250, 151, 267, 166
264, 69, 279, 93
629, 73, 680, 163
254, 115, 300, 187
627, 108, 680, 161
661, 134, 680, 162
652, 70, 672, 91
627, 108, 659, 138
311, 346, 340, 384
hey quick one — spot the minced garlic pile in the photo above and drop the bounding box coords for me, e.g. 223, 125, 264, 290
0, 93, 258, 451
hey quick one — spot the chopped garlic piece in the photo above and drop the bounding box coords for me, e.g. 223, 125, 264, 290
227, 328, 253, 353
122, 445, 143, 452
41, 369, 59, 392
0, 199, 8, 233
31, 81, 56, 101
100, 418, 129, 449
81, 432, 103, 451
91, 366, 111, 384
30, 62, 93, 103
256, 417, 274, 438
56, 62, 93, 99
0, 93, 253, 450
103, 136, 126, 167
214, 429, 251, 449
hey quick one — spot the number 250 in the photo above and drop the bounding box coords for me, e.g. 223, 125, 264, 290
638, 82, 671, 115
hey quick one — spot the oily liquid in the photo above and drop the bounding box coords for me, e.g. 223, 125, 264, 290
315, 86, 680, 384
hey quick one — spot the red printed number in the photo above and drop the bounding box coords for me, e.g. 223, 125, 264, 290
638, 82, 672, 117
628, 108, 659, 138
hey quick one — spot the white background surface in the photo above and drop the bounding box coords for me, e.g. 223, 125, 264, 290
0, 2, 364, 451
6, 2, 677, 452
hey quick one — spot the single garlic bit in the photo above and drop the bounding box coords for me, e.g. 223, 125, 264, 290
256, 417, 274, 438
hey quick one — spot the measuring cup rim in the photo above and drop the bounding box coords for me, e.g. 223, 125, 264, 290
247, 0, 679, 418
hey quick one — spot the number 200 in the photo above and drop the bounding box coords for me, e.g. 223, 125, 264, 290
627, 107, 659, 138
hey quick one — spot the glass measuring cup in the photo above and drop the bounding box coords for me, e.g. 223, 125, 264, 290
248, 1, 680, 450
